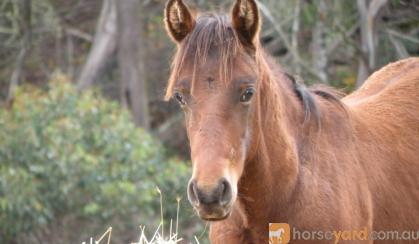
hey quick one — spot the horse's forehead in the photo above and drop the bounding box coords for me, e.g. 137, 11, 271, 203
181, 55, 256, 86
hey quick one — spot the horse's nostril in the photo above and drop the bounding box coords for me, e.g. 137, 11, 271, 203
219, 181, 226, 198
187, 180, 199, 206
188, 178, 233, 207
219, 179, 232, 205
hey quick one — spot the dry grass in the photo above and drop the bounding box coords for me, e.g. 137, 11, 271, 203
82, 188, 202, 244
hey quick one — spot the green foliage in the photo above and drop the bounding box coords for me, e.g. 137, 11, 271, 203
0, 76, 190, 242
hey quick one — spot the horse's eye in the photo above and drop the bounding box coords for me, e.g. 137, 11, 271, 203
174, 92, 186, 106
240, 88, 256, 104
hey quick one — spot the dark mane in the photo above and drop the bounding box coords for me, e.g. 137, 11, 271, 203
284, 72, 346, 125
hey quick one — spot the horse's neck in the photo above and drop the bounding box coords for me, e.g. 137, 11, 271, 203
238, 69, 304, 225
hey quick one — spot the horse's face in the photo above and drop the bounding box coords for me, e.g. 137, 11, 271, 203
164, 0, 261, 221
176, 56, 257, 220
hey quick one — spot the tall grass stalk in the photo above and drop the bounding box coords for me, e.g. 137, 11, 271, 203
82, 190, 200, 244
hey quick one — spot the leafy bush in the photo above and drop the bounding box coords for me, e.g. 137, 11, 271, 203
0, 75, 192, 243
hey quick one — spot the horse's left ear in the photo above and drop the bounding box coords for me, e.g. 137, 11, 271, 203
231, 0, 261, 48
164, 0, 195, 43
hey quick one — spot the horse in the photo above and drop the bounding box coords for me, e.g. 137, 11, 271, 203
269, 228, 285, 244
163, 0, 419, 243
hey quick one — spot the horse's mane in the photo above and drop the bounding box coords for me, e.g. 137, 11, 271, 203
166, 13, 345, 124
285, 73, 346, 124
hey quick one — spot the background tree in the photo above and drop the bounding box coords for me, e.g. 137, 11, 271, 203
356, 0, 388, 86
77, 0, 117, 90
7, 0, 31, 103
116, 0, 149, 128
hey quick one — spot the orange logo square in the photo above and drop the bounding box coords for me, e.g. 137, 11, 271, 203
269, 223, 290, 244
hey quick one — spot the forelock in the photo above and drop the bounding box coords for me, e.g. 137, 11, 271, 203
166, 13, 245, 99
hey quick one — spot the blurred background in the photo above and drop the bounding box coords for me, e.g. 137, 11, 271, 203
0, 0, 418, 243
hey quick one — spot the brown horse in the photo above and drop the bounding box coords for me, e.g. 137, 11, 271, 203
163, 0, 419, 243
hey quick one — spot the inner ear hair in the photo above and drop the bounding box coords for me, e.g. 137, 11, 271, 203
165, 0, 195, 43
232, 0, 260, 47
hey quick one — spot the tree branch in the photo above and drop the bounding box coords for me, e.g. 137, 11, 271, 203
7, 0, 31, 103
116, 0, 150, 129
386, 29, 419, 44
77, 0, 117, 90
387, 32, 409, 59
291, 0, 301, 76
257, 1, 325, 82
356, 0, 387, 87
65, 27, 93, 42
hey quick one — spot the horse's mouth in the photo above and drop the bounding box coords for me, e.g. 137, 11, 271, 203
201, 213, 230, 221
195, 205, 232, 221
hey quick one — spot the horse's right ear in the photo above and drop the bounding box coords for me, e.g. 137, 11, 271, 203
164, 0, 195, 43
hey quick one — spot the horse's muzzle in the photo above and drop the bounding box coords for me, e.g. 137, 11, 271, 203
187, 178, 233, 220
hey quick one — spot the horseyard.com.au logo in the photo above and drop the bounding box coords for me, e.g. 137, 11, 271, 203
269, 223, 419, 243
269, 223, 291, 244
